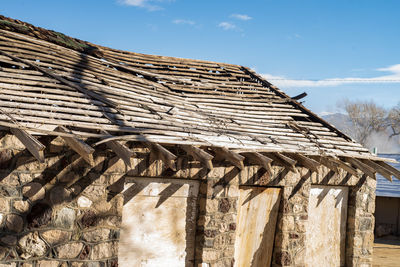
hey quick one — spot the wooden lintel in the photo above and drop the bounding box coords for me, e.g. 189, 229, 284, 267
101, 131, 134, 169
342, 157, 376, 178
329, 157, 359, 176
57, 126, 95, 166
213, 147, 245, 170
147, 143, 177, 171
361, 159, 392, 182
10, 128, 45, 163
312, 156, 339, 173
286, 153, 320, 172
180, 145, 213, 170
268, 152, 298, 173
375, 161, 400, 181
241, 152, 273, 175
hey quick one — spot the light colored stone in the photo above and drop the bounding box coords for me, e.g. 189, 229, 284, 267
56, 242, 84, 258
6, 214, 24, 232
70, 263, 84, 267
1, 235, 17, 246
0, 213, 3, 224
13, 200, 30, 213
37, 261, 60, 267
22, 182, 45, 202
93, 200, 112, 213
77, 196, 92, 208
54, 207, 76, 229
82, 229, 110, 242
0, 263, 17, 267
18, 232, 48, 259
41, 230, 71, 245
0, 198, 9, 212
0, 246, 8, 260
91, 242, 117, 260
20, 263, 34, 267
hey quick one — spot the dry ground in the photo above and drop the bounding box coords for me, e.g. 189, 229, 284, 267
373, 236, 400, 267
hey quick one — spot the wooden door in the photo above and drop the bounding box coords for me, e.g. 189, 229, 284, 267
305, 185, 349, 267
118, 177, 199, 267
234, 186, 282, 267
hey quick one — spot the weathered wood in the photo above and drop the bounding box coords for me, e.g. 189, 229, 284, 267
180, 145, 213, 170
311, 156, 339, 173
213, 147, 245, 170
375, 161, 400, 181
330, 157, 360, 176
147, 143, 177, 171
101, 130, 134, 169
286, 153, 320, 172
361, 159, 392, 182
10, 127, 45, 162
57, 126, 95, 166
342, 157, 376, 178
241, 152, 273, 175
268, 152, 298, 173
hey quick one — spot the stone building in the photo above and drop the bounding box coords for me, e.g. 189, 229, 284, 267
0, 15, 398, 267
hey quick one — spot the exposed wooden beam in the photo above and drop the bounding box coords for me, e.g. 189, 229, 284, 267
101, 131, 134, 169
241, 152, 273, 176
57, 126, 95, 166
10, 128, 45, 163
329, 157, 359, 177
147, 143, 177, 171
311, 156, 339, 173
361, 159, 393, 182
268, 152, 298, 173
375, 161, 400, 181
213, 147, 245, 170
180, 145, 213, 170
342, 157, 376, 178
286, 153, 320, 172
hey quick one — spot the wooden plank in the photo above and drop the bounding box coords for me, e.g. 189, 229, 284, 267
311, 156, 339, 173
361, 159, 392, 182
329, 157, 360, 177
147, 143, 177, 171
101, 130, 134, 169
10, 127, 45, 163
57, 126, 95, 166
234, 187, 281, 267
213, 147, 245, 170
179, 145, 213, 170
342, 157, 376, 178
268, 152, 298, 173
241, 152, 273, 176
286, 153, 320, 172
375, 161, 400, 181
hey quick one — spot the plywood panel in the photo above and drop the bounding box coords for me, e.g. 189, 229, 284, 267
234, 186, 281, 267
306, 186, 348, 267
118, 178, 199, 267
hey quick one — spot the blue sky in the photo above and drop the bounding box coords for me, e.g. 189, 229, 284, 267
1, 0, 400, 114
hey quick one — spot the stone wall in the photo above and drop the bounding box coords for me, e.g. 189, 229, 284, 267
0, 133, 376, 266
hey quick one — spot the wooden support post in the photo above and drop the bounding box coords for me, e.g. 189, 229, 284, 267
241, 152, 273, 176
180, 145, 214, 170
342, 157, 376, 179
101, 131, 135, 169
329, 157, 360, 176
361, 159, 392, 182
375, 161, 400, 181
10, 128, 45, 163
147, 143, 177, 171
57, 126, 95, 166
268, 152, 298, 173
286, 153, 320, 172
213, 147, 245, 170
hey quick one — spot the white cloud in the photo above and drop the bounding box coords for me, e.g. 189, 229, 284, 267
218, 22, 236, 30
173, 19, 195, 25
230, 14, 252, 21
261, 64, 400, 88
118, 0, 172, 11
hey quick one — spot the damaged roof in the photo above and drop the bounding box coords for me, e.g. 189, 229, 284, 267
0, 15, 376, 159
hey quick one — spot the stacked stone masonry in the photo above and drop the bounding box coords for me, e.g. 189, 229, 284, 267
0, 134, 376, 266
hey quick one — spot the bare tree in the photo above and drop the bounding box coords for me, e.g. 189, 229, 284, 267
341, 99, 387, 145
388, 104, 400, 138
